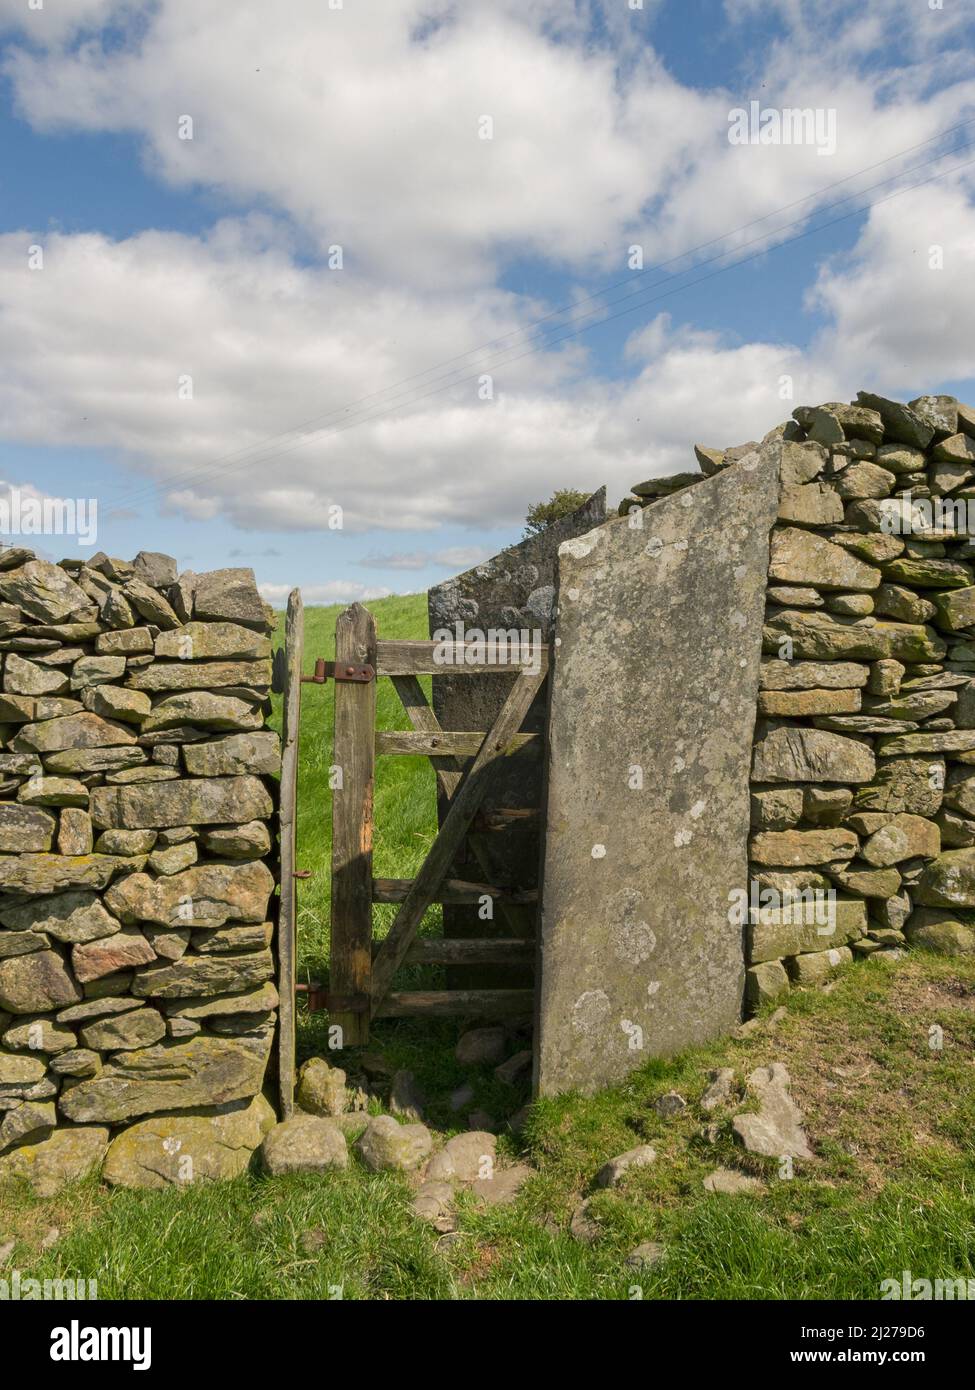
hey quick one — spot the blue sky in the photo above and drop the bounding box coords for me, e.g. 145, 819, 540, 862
1, 0, 974, 604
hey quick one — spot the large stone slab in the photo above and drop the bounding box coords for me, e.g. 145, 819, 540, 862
101, 1094, 276, 1188
428, 489, 606, 987
536, 450, 780, 1095
105, 861, 273, 927
91, 775, 272, 829
57, 1032, 272, 1124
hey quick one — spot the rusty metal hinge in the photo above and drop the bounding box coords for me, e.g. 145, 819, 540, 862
295, 982, 369, 1015
301, 659, 375, 685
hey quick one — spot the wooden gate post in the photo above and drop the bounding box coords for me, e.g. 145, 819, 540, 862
276, 588, 303, 1117
329, 603, 377, 1044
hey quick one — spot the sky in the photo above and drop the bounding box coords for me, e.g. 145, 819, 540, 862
1, 0, 974, 606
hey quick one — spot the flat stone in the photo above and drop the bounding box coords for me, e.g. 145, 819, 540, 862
827, 864, 901, 898
0, 1099, 57, 1151
703, 1167, 767, 1195
0, 1051, 47, 1084
0, 804, 55, 852
17, 776, 88, 808
261, 1114, 348, 1176
764, 611, 946, 663
883, 557, 973, 589
160, 982, 277, 1023
758, 659, 868, 691
778, 483, 844, 526
91, 776, 272, 830
0, 949, 82, 1014
0, 560, 91, 624
0, 891, 120, 944
190, 921, 272, 955
469, 1162, 533, 1207
106, 861, 273, 928
626, 1240, 667, 1267
0, 853, 133, 894
768, 527, 879, 591
932, 431, 975, 463
123, 578, 180, 629
201, 821, 271, 860
909, 394, 958, 436
855, 391, 935, 449
748, 896, 866, 962
102, 1093, 276, 1189
787, 945, 853, 983
745, 960, 790, 1007
915, 849, 975, 908
49, 1048, 101, 1078
148, 842, 198, 876
70, 656, 126, 690
354, 1115, 432, 1172
873, 583, 936, 625
80, 1007, 166, 1051
3, 652, 69, 696
72, 928, 156, 983
83, 685, 152, 724
757, 689, 861, 717
127, 659, 271, 693
93, 829, 157, 856
58, 808, 94, 856
752, 724, 875, 784
57, 994, 143, 1023
595, 1143, 656, 1188
932, 587, 975, 633
0, 1125, 108, 1196
1, 1014, 76, 1053
877, 730, 975, 757
140, 692, 263, 734
11, 712, 137, 754
854, 757, 945, 816
831, 463, 896, 499
569, 1197, 602, 1244
732, 1063, 813, 1159
193, 568, 272, 631
390, 1069, 425, 1122
412, 1180, 456, 1230
132, 949, 273, 999
95, 627, 154, 655
57, 1032, 271, 1124
700, 1068, 735, 1112
905, 908, 975, 955
132, 551, 178, 588
183, 733, 280, 778
155, 622, 271, 661
861, 814, 940, 866
43, 747, 146, 775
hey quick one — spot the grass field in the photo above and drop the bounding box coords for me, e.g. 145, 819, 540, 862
2, 594, 975, 1300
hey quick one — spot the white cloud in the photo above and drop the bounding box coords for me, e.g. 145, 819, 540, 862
258, 579, 394, 607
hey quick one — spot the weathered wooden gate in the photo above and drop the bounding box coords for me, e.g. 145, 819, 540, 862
276, 594, 548, 1077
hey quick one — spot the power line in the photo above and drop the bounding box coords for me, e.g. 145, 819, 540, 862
106, 126, 975, 510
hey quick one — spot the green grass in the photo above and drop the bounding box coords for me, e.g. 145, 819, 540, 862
2, 595, 974, 1300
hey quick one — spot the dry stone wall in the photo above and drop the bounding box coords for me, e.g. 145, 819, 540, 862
0, 549, 280, 1190
622, 389, 975, 1013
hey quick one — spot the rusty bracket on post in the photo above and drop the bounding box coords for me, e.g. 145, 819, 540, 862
301, 659, 375, 685
295, 982, 370, 1015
